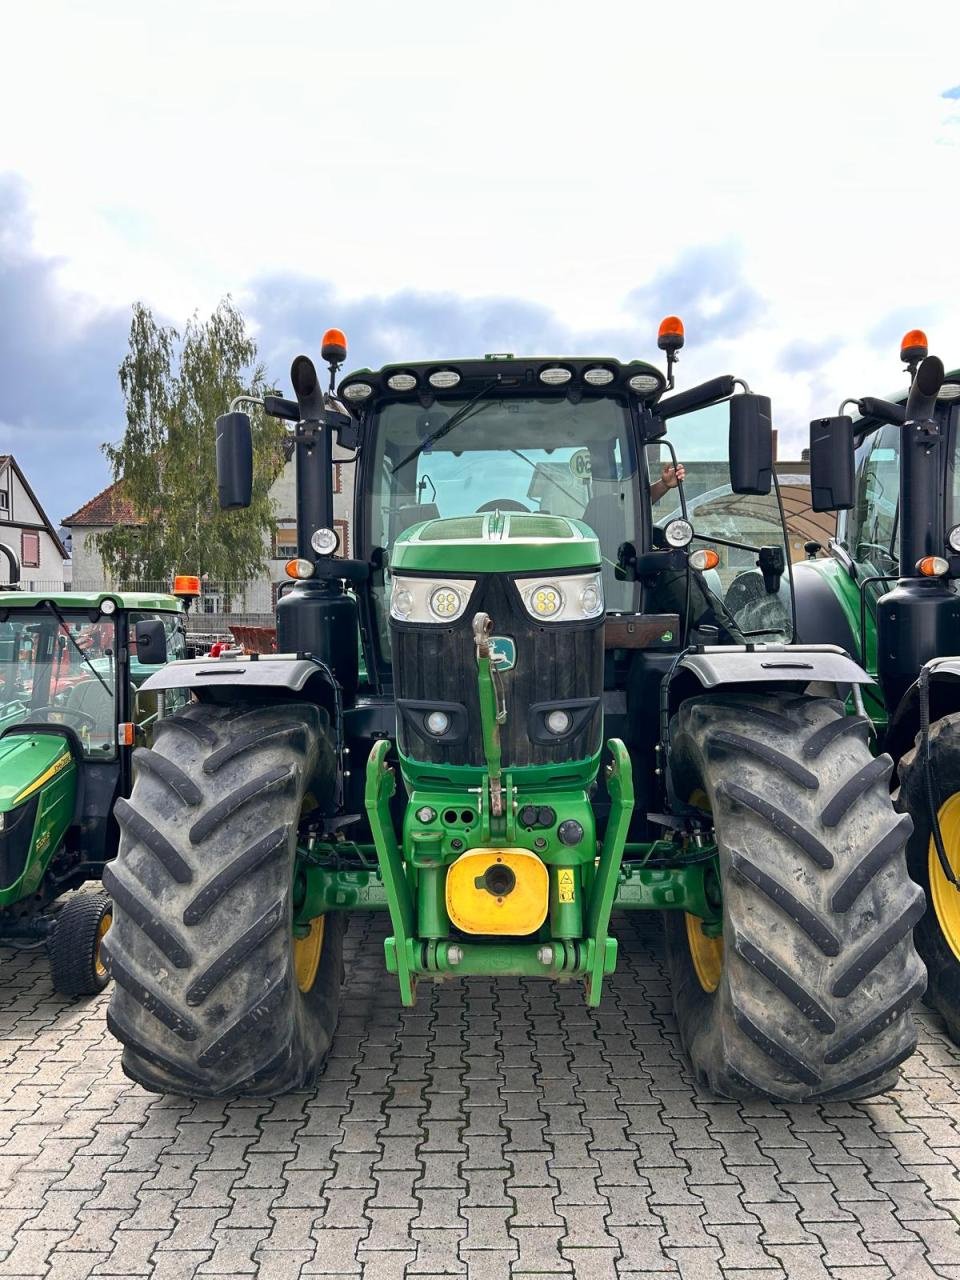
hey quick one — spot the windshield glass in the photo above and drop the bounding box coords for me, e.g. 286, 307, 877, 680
647, 402, 793, 642
0, 612, 118, 759
367, 396, 641, 649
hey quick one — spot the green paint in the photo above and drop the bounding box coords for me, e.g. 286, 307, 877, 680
0, 734, 77, 905
0, 591, 183, 614
365, 738, 416, 1004
584, 739, 634, 1006
390, 510, 601, 575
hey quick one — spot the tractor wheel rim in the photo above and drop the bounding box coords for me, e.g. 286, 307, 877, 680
293, 916, 326, 993
685, 912, 723, 993
928, 794, 960, 964
94, 912, 112, 980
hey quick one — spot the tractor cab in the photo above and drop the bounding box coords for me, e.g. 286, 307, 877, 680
0, 590, 186, 995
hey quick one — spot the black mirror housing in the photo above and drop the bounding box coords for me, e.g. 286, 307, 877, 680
729, 394, 773, 495
216, 412, 253, 510
134, 619, 168, 665
809, 415, 855, 512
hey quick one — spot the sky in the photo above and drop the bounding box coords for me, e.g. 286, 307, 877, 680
1, 0, 958, 527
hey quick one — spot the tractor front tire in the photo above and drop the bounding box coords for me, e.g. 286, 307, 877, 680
899, 713, 960, 1044
48, 890, 113, 997
664, 692, 925, 1102
103, 701, 344, 1097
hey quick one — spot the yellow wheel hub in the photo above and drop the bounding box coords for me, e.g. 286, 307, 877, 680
94, 912, 112, 980
929, 794, 960, 963
685, 912, 723, 993
293, 916, 326, 993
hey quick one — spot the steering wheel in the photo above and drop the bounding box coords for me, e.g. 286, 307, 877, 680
27, 706, 99, 730
475, 499, 530, 513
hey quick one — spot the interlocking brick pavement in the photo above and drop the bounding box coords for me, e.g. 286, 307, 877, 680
2, 911, 960, 1277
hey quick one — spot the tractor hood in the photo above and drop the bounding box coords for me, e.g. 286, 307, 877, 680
390, 511, 601, 575
0, 732, 73, 812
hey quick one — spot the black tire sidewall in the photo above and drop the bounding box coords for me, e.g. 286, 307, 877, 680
49, 891, 112, 997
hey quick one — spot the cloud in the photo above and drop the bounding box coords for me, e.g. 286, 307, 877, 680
943, 84, 960, 99
624, 244, 767, 345
867, 305, 942, 350
778, 336, 842, 374
0, 173, 129, 524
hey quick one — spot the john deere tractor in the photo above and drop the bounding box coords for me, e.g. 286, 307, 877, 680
0, 576, 188, 995
799, 332, 960, 1042
104, 325, 923, 1101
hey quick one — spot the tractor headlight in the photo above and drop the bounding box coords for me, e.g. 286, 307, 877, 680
664, 518, 694, 548
948, 525, 960, 554
390, 575, 476, 623
518, 572, 604, 622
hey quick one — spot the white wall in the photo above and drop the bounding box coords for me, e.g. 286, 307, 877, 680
0, 465, 65, 589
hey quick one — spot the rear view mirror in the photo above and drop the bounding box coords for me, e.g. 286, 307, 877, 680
134, 619, 167, 665
216, 412, 253, 510
729, 394, 773, 495
809, 416, 855, 512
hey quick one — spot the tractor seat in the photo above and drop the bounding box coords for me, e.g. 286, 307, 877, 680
63, 678, 116, 747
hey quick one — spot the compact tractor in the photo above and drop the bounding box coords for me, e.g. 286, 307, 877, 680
800, 333, 960, 1042
104, 324, 923, 1101
0, 571, 189, 995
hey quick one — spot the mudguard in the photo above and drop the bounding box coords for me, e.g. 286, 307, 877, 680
679, 643, 872, 689
138, 653, 328, 694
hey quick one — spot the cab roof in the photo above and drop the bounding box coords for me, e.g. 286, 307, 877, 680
0, 590, 183, 612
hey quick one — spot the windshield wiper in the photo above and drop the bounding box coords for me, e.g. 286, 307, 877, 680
41, 601, 113, 698
392, 378, 500, 473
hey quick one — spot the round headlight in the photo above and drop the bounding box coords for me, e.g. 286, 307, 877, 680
948, 525, 960, 554
628, 374, 661, 395
583, 367, 615, 386
311, 526, 340, 556
425, 710, 450, 736
579, 582, 602, 617
429, 585, 463, 619
342, 382, 373, 402
429, 369, 461, 389
530, 584, 563, 617
539, 367, 573, 386
664, 518, 694, 548
99, 598, 117, 615
392, 586, 414, 619
416, 806, 437, 823
938, 383, 960, 401
546, 709, 573, 735
387, 372, 417, 392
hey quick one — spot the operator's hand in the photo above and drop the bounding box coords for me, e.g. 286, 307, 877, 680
661, 463, 686, 488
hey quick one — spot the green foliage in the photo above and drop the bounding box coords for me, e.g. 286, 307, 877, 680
98, 300, 286, 586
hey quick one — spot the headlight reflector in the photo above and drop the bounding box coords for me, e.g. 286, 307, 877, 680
428, 369, 461, 389
387, 372, 417, 391
311, 526, 340, 556
937, 383, 960, 401
583, 367, 615, 386
664, 518, 694, 548
342, 381, 373, 402
425, 710, 450, 736
539, 366, 572, 386
948, 524, 960, 554
518, 571, 603, 622
629, 373, 661, 395
390, 575, 475, 623
546, 709, 573, 735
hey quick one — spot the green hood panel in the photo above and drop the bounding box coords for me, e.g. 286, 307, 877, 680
391, 511, 601, 574
0, 733, 74, 810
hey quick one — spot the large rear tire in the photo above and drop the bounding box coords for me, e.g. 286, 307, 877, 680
898, 713, 960, 1044
664, 692, 925, 1102
103, 701, 344, 1097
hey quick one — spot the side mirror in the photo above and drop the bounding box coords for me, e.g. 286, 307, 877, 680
216, 412, 253, 510
729, 394, 773, 496
134, 619, 167, 665
809, 415, 855, 512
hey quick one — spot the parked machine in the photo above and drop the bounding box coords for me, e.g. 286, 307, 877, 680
0, 582, 189, 994
799, 333, 960, 1041
104, 325, 923, 1101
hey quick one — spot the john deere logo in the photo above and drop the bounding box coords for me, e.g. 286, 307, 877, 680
489, 636, 516, 671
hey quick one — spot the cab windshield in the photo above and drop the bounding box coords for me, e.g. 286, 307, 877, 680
367, 395, 641, 621
0, 612, 118, 759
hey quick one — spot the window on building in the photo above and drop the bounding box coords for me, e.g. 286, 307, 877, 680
0, 489, 9, 518
21, 531, 40, 567
273, 525, 298, 559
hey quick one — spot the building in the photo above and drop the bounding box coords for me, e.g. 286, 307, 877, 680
61, 449, 355, 630
0, 455, 68, 589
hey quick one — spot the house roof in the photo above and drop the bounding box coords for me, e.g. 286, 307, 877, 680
62, 477, 143, 528
0, 456, 69, 558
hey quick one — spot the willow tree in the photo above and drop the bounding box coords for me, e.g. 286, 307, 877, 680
98, 299, 286, 588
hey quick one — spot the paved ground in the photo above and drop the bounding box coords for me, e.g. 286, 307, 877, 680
3, 912, 960, 1280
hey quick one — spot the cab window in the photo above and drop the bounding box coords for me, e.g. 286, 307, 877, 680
843, 425, 900, 575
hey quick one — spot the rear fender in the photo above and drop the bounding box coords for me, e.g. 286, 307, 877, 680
678, 643, 872, 692
887, 658, 960, 768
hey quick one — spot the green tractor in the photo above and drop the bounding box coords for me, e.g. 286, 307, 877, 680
799, 331, 960, 1042
0, 572, 189, 995
104, 324, 924, 1101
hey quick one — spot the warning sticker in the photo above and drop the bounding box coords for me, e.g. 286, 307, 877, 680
557, 868, 576, 903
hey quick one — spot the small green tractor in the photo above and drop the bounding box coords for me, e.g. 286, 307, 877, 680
799, 332, 960, 1042
0, 578, 188, 995
104, 325, 924, 1102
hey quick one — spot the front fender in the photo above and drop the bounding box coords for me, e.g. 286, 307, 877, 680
139, 654, 330, 695
678, 643, 872, 690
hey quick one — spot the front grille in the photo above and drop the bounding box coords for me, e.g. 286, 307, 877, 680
0, 795, 40, 891
393, 574, 603, 767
